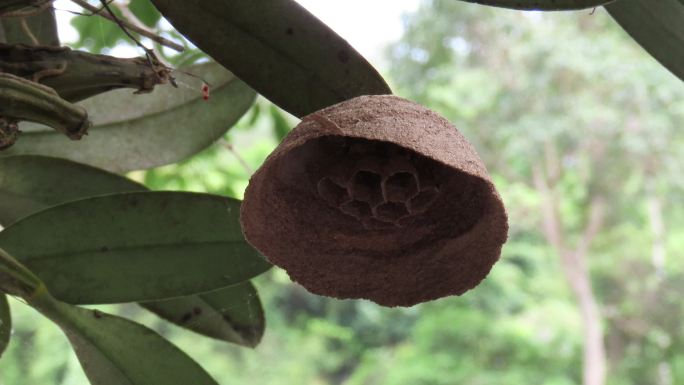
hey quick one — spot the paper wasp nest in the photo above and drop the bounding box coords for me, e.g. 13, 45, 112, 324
241, 95, 507, 307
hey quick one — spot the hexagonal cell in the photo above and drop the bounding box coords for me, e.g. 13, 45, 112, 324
374, 201, 410, 223
340, 200, 372, 219
349, 170, 383, 206
409, 188, 439, 214
383, 172, 419, 202
317, 177, 350, 206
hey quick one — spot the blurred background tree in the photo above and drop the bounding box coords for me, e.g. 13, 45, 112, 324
2, 1, 684, 385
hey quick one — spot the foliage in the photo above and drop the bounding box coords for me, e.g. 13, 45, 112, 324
150, 0, 392, 118
386, 1, 684, 384
606, 0, 684, 83
2, 62, 256, 172
455, 0, 615, 10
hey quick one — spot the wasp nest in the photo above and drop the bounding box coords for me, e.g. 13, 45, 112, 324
241, 95, 508, 307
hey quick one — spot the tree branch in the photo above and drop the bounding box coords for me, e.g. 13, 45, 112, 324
70, 0, 184, 52
575, 196, 606, 259
221, 139, 253, 175
532, 164, 564, 251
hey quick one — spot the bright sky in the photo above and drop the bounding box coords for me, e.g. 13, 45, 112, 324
295, 0, 420, 64
53, 0, 421, 68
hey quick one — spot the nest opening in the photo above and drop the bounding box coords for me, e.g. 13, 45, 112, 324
266, 135, 488, 256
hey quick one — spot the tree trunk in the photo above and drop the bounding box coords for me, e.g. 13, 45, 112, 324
561, 249, 607, 385
533, 163, 607, 385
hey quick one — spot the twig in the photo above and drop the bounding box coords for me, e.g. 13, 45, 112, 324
221, 139, 254, 175
59, 0, 111, 16
97, 0, 170, 86
117, 2, 170, 67
69, 0, 184, 52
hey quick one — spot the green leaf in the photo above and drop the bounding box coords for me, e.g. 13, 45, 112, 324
30, 293, 218, 385
456, 0, 615, 10
0, 155, 145, 227
150, 0, 391, 118
606, 0, 684, 82
1, 62, 256, 172
129, 0, 162, 27
0, 191, 272, 304
270, 105, 292, 142
0, 156, 267, 347
140, 281, 265, 348
1, 7, 59, 46
70, 5, 128, 52
0, 294, 9, 358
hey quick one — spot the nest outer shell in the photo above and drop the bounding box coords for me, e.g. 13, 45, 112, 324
240, 94, 508, 307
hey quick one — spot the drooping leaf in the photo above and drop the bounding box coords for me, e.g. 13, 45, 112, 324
150, 0, 391, 118
140, 281, 265, 348
0, 155, 145, 226
0, 294, 9, 358
0, 155, 265, 346
606, 0, 684, 82
0, 191, 272, 304
30, 292, 218, 385
455, 0, 615, 10
1, 6, 59, 46
1, 62, 256, 172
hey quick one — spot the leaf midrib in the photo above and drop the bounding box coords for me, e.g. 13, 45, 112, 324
10, 240, 255, 263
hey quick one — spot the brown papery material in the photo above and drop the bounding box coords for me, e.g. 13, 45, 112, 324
241, 95, 508, 307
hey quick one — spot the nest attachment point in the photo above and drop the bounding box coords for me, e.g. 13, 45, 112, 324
240, 95, 508, 307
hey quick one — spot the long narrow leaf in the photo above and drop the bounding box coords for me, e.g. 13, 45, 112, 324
0, 294, 9, 358
0, 155, 145, 226
456, 0, 615, 10
606, 0, 684, 80
31, 292, 218, 385
151, 0, 391, 118
0, 155, 267, 347
2, 62, 256, 172
606, 0, 684, 82
0, 192, 272, 304
140, 281, 265, 348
